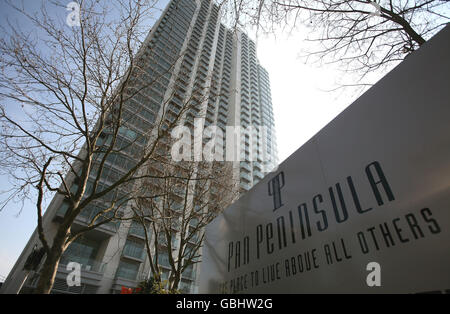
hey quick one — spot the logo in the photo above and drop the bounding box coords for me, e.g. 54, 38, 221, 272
366, 262, 381, 287
66, 2, 81, 27
66, 262, 81, 287
268, 171, 285, 211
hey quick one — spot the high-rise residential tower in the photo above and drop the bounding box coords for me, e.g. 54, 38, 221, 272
1, 0, 277, 294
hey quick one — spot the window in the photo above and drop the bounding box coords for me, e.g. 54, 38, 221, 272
129, 220, 148, 238
60, 237, 100, 271
123, 239, 145, 260
116, 260, 140, 280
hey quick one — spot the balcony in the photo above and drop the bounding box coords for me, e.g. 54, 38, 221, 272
60, 255, 106, 273
157, 254, 171, 269
112, 266, 146, 292
182, 268, 196, 280
122, 241, 145, 262
254, 170, 265, 180
187, 232, 200, 245
54, 202, 120, 237
128, 222, 147, 240
205, 113, 214, 124
115, 267, 139, 281
218, 107, 228, 116
158, 234, 179, 249
240, 171, 252, 183
240, 181, 251, 191
253, 161, 263, 171
240, 161, 252, 173
189, 217, 199, 228
218, 114, 227, 124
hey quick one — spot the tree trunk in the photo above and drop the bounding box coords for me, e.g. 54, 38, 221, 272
171, 274, 181, 292
33, 233, 67, 294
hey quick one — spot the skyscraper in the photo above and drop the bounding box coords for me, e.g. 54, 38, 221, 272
1, 0, 277, 294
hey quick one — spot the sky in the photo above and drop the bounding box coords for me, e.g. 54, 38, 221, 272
257, 33, 361, 162
0, 0, 395, 280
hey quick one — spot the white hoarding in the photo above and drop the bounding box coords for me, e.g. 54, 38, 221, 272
199, 25, 450, 293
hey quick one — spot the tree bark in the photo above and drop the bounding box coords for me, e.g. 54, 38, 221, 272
170, 270, 182, 292
33, 231, 68, 294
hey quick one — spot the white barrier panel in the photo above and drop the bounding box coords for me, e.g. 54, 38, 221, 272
199, 25, 450, 293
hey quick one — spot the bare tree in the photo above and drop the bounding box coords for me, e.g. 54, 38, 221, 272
132, 157, 237, 293
0, 0, 203, 294
223, 0, 449, 88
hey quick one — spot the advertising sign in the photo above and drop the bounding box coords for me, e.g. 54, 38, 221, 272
199, 26, 450, 293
